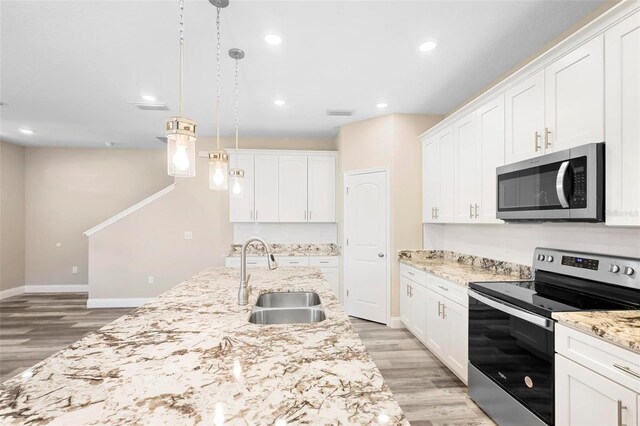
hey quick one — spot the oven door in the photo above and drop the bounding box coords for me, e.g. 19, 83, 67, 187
468, 290, 555, 425
496, 143, 603, 222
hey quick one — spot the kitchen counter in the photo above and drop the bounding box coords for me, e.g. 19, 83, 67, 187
398, 250, 531, 287
0, 267, 406, 425
553, 310, 640, 354
227, 243, 340, 257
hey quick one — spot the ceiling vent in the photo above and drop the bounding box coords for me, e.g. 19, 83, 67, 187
133, 103, 169, 111
326, 109, 354, 117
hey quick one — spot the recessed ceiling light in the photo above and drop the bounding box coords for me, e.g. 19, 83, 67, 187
273, 99, 286, 106
419, 40, 438, 52
265, 34, 282, 45
19, 128, 34, 135
104, 142, 114, 147
141, 94, 157, 102
376, 103, 388, 109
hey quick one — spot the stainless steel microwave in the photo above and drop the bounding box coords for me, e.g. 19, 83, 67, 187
496, 143, 604, 222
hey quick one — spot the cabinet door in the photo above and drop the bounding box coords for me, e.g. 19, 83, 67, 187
454, 113, 479, 223
605, 12, 640, 227
278, 155, 307, 222
308, 156, 336, 222
445, 300, 468, 383
505, 70, 545, 163
437, 127, 455, 222
555, 355, 638, 426
425, 289, 448, 358
400, 276, 412, 329
545, 35, 604, 153
229, 154, 255, 222
410, 283, 427, 343
422, 138, 440, 223
254, 155, 279, 222
477, 95, 505, 223
320, 267, 340, 298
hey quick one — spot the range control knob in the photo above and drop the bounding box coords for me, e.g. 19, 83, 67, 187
537, 254, 546, 261
609, 264, 620, 273
546, 256, 554, 262
623, 266, 635, 276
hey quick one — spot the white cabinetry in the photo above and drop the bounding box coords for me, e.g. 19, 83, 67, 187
229, 154, 256, 222
605, 12, 640, 227
308, 156, 336, 223
555, 324, 640, 425
254, 155, 279, 222
423, 127, 454, 223
400, 266, 427, 342
278, 155, 307, 222
476, 95, 505, 223
454, 112, 478, 223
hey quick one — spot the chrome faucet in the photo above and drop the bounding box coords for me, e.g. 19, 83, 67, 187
239, 237, 278, 305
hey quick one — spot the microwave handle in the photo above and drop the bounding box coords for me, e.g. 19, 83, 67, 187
469, 290, 554, 330
556, 160, 571, 209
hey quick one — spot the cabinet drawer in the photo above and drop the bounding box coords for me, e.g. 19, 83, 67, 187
556, 324, 640, 394
400, 263, 426, 286
225, 257, 268, 268
277, 257, 310, 266
426, 274, 468, 308
309, 256, 339, 267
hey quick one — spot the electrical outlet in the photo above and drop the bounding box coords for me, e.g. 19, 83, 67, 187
184, 231, 193, 240
148, 276, 154, 284
72, 266, 78, 274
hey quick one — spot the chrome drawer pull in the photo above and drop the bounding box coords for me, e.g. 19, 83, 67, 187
437, 301, 442, 317
614, 364, 640, 380
438, 285, 449, 292
617, 400, 627, 426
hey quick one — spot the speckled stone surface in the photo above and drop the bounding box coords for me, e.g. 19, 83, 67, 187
553, 310, 640, 354
398, 250, 531, 287
0, 267, 406, 425
228, 243, 340, 257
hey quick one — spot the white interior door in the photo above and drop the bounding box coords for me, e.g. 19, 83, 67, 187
344, 170, 388, 324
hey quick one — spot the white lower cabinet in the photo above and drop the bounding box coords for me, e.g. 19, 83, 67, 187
400, 264, 468, 383
555, 324, 640, 425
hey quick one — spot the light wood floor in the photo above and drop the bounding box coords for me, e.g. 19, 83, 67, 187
0, 293, 492, 425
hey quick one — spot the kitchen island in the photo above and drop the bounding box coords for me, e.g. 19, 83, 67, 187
0, 267, 407, 425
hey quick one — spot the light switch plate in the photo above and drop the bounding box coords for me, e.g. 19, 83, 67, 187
148, 276, 154, 284
184, 231, 193, 240
72, 266, 78, 274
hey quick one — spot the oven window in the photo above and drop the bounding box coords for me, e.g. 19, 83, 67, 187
498, 161, 565, 211
469, 296, 554, 424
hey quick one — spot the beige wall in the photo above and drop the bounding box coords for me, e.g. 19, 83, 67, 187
24, 147, 173, 286
88, 136, 335, 300
338, 114, 442, 318
0, 141, 26, 292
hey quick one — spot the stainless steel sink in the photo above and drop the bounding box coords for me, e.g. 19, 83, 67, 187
255, 291, 321, 308
248, 308, 326, 325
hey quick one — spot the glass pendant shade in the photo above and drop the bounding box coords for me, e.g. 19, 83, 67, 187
229, 168, 245, 198
209, 152, 229, 190
166, 117, 197, 177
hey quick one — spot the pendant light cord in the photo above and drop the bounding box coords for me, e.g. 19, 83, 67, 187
234, 57, 239, 150
215, 7, 222, 152
179, 0, 185, 117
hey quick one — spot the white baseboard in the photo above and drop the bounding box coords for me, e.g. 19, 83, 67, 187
24, 284, 88, 293
87, 298, 152, 308
0, 286, 25, 300
387, 317, 405, 329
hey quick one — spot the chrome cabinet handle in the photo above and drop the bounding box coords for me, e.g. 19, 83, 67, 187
431, 207, 435, 219
614, 364, 640, 380
534, 130, 541, 152
256, 210, 259, 220
319, 261, 329, 264
617, 400, 627, 426
409, 285, 413, 298
438, 285, 449, 292
435, 207, 439, 219
556, 160, 571, 209
442, 303, 447, 319
474, 203, 479, 218
309, 211, 312, 220
469, 204, 473, 219
545, 127, 551, 149
437, 301, 442, 317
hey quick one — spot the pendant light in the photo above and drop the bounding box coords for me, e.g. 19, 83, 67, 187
208, 2, 230, 190
166, 0, 197, 177
228, 48, 245, 199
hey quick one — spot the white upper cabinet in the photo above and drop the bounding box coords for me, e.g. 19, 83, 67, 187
229, 154, 255, 222
438, 130, 455, 223
605, 11, 640, 227
308, 156, 336, 222
422, 136, 440, 223
545, 35, 604, 153
423, 126, 455, 223
454, 112, 479, 223
505, 70, 546, 163
477, 95, 505, 223
254, 155, 279, 222
278, 155, 308, 222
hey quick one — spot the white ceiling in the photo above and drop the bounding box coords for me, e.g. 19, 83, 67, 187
1, 0, 606, 148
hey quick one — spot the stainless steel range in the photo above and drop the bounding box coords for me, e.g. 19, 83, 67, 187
468, 248, 640, 426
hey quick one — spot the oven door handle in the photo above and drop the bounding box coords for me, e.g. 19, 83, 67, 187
469, 290, 554, 331
556, 160, 571, 209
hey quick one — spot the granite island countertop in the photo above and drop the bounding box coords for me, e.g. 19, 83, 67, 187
398, 250, 532, 287
553, 310, 640, 354
227, 243, 340, 257
0, 267, 406, 425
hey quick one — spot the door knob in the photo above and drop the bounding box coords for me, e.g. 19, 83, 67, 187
378, 253, 385, 258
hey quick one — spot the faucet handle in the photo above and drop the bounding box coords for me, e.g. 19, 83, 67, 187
268, 254, 279, 270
